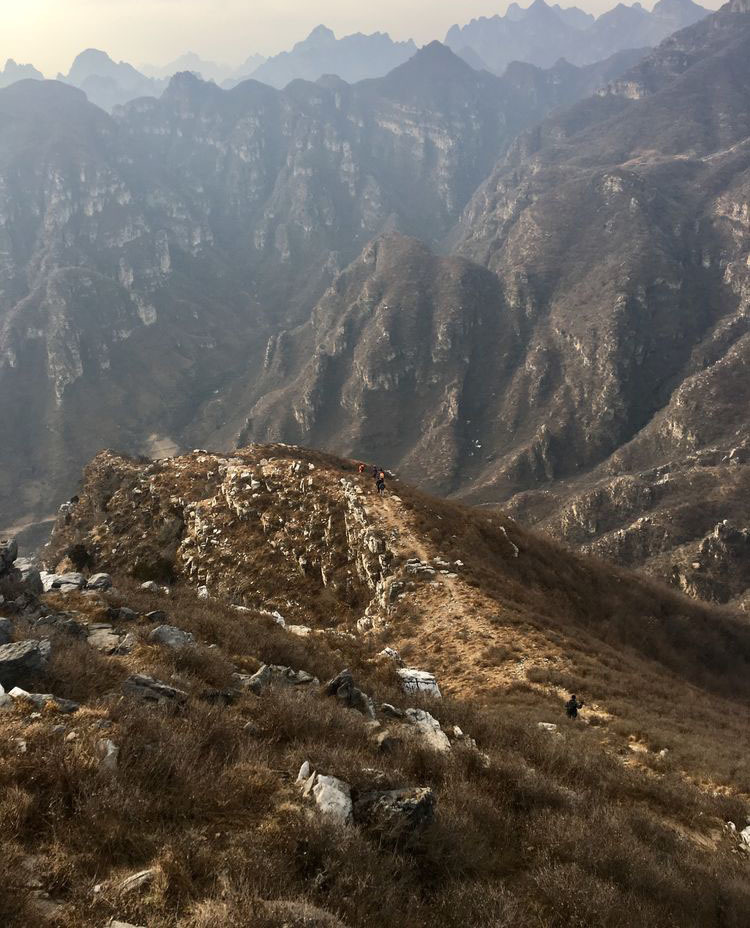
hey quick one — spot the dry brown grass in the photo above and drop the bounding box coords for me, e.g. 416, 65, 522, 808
9, 445, 750, 925
1, 596, 750, 928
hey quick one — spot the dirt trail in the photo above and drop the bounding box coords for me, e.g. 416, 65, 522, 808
361, 489, 568, 698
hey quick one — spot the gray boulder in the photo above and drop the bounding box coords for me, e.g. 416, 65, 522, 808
141, 580, 168, 594
297, 763, 353, 824
145, 610, 166, 622
7, 686, 79, 714
148, 624, 195, 650
122, 673, 187, 704
112, 606, 138, 622
15, 559, 43, 595
52, 572, 86, 591
0, 617, 12, 646
243, 663, 318, 695
324, 669, 375, 719
397, 667, 442, 699
87, 624, 123, 654
353, 787, 436, 831
0, 638, 51, 686
86, 573, 112, 591
405, 708, 451, 753
0, 537, 18, 573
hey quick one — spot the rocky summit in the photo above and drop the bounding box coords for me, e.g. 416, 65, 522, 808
0, 443, 750, 925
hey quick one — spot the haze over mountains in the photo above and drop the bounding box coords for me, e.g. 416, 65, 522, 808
1, 0, 750, 610
446, 0, 709, 71
1, 0, 710, 112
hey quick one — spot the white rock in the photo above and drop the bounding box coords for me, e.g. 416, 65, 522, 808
378, 647, 402, 663
287, 624, 312, 637
97, 739, 119, 773
118, 868, 157, 894
0, 683, 12, 711
148, 624, 195, 650
537, 722, 558, 733
86, 573, 112, 591
405, 708, 451, 753
140, 581, 167, 594
741, 825, 750, 847
397, 668, 442, 699
296, 760, 311, 783
311, 774, 353, 824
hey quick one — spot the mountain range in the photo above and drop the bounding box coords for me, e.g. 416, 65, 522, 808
0, 59, 44, 89
0, 0, 711, 113
446, 0, 710, 72
2, 0, 750, 610
0, 41, 646, 545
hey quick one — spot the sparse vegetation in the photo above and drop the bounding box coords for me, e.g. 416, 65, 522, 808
3, 446, 750, 925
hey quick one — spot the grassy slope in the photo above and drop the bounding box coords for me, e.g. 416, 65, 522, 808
2, 445, 749, 926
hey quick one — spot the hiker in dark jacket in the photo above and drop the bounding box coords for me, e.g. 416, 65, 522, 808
376, 475, 386, 496
565, 694, 584, 719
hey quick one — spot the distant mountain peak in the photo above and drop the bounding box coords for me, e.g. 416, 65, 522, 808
307, 24, 336, 43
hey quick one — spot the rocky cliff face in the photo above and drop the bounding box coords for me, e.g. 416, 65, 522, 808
0, 47, 637, 540
447, 2, 750, 605
236, 4, 750, 605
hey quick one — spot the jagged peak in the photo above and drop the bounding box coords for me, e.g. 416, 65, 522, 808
306, 24, 336, 43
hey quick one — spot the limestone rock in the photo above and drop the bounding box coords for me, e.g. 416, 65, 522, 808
0, 638, 52, 686
244, 663, 318, 695
353, 787, 436, 831
87, 573, 113, 591
405, 708, 451, 753
299, 767, 353, 824
87, 624, 123, 654
397, 668, 442, 699
7, 687, 79, 714
148, 624, 195, 650
118, 868, 157, 894
122, 673, 187, 704
0, 538, 18, 573
97, 738, 119, 772
14, 559, 43, 595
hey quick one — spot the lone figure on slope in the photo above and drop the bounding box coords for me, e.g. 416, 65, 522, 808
565, 694, 584, 719
376, 474, 386, 496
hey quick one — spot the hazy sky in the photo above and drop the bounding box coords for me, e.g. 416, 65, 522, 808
1, 0, 723, 75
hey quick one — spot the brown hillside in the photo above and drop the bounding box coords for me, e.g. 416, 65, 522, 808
0, 443, 749, 926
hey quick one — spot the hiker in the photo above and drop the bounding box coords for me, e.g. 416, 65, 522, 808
372, 465, 379, 481
565, 694, 584, 719
358, 462, 366, 474
376, 475, 386, 496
